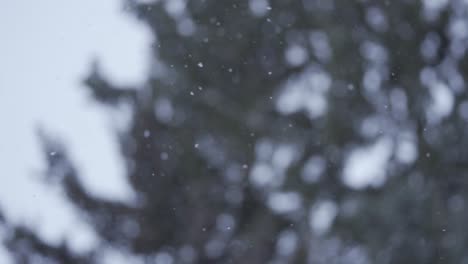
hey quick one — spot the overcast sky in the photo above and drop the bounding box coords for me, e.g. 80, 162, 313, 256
0, 0, 150, 262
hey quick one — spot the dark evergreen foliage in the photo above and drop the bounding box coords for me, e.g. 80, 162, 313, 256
3, 0, 468, 263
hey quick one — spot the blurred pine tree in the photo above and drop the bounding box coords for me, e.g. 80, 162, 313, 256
4, 0, 468, 263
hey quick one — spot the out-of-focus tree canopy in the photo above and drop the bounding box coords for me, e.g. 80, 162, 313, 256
4, 0, 468, 263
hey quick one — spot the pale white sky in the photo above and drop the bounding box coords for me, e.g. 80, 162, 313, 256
0, 0, 150, 262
